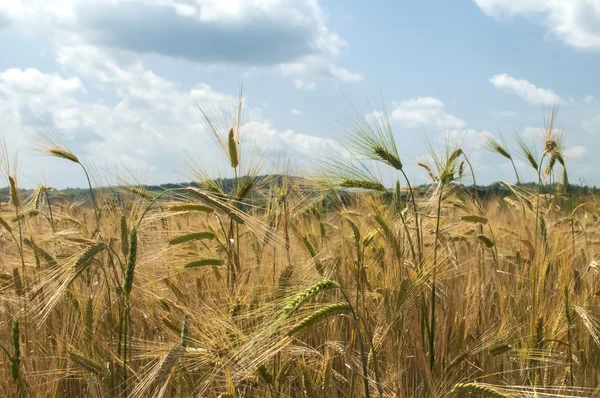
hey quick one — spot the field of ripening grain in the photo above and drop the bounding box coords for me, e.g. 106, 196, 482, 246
1, 104, 600, 397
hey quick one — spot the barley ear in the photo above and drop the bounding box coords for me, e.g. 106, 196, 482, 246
0, 216, 12, 233
340, 179, 386, 192
169, 203, 214, 213
180, 312, 189, 347
120, 215, 129, 257
49, 147, 80, 164
123, 226, 138, 297
183, 258, 223, 268
12, 268, 23, 297
476, 234, 495, 248
373, 145, 402, 170
228, 128, 239, 169
84, 296, 94, 343
10, 319, 20, 383
8, 176, 19, 208
282, 279, 339, 318
168, 231, 215, 245
68, 350, 109, 377
461, 215, 488, 224
288, 303, 352, 336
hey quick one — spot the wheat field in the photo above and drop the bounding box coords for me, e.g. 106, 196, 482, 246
0, 105, 599, 397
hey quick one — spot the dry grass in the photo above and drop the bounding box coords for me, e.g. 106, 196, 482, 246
0, 107, 599, 397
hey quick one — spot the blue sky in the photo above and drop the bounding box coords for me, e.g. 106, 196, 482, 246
0, 0, 598, 188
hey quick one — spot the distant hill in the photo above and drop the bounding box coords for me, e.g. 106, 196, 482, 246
1, 176, 599, 206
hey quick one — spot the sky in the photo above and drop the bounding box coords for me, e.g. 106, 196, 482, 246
0, 0, 599, 189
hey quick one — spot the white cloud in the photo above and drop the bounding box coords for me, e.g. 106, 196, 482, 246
490, 110, 516, 118
490, 73, 564, 105
522, 126, 546, 139
291, 108, 301, 115
584, 95, 595, 104
0, 46, 337, 187
281, 55, 363, 84
564, 145, 587, 160
294, 79, 317, 91
582, 114, 600, 133
388, 97, 466, 129
0, 68, 85, 96
446, 129, 492, 148
244, 120, 343, 161
0, 0, 361, 86
474, 0, 600, 50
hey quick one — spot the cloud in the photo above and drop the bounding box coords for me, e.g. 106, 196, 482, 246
584, 95, 595, 104
0, 68, 89, 136
388, 97, 466, 129
446, 129, 492, 148
0, 0, 361, 86
0, 12, 10, 29
490, 73, 564, 105
564, 145, 587, 160
490, 110, 516, 118
294, 79, 317, 91
245, 120, 342, 160
291, 108, 301, 115
582, 114, 600, 133
522, 126, 546, 139
0, 68, 85, 96
281, 54, 363, 83
0, 46, 338, 187
474, 0, 600, 50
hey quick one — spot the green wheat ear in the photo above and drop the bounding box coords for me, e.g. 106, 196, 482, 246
282, 279, 339, 318
340, 178, 386, 192
8, 177, 19, 208
123, 226, 138, 297
228, 128, 239, 169
72, 242, 106, 277
68, 350, 109, 377
0, 216, 12, 233
168, 231, 215, 245
180, 312, 189, 347
373, 145, 402, 170
169, 203, 214, 213
120, 215, 129, 256
184, 258, 223, 268
288, 302, 352, 336
10, 319, 20, 383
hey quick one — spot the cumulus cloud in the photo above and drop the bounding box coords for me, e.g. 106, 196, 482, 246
0, 46, 339, 187
294, 80, 317, 91
291, 108, 301, 115
387, 97, 466, 129
245, 120, 342, 160
582, 114, 600, 133
0, 0, 361, 86
490, 74, 564, 105
281, 54, 363, 84
564, 145, 587, 160
522, 126, 546, 139
584, 95, 595, 104
474, 0, 600, 50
